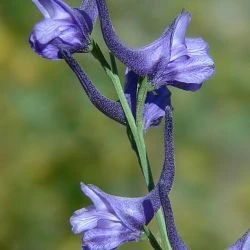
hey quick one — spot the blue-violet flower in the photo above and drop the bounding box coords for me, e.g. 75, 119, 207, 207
29, 0, 98, 59
96, 0, 215, 91
70, 182, 160, 250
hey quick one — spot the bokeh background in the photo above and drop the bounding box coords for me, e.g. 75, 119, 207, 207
1, 0, 250, 249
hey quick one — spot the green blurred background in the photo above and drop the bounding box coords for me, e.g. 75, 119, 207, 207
0, 0, 250, 249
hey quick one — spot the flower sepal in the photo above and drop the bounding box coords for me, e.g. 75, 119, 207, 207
29, 0, 97, 59
70, 182, 160, 250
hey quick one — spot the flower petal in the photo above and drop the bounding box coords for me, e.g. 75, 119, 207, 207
171, 11, 191, 48
85, 184, 158, 231
80, 183, 110, 211
80, 0, 98, 32
159, 55, 215, 91
228, 229, 250, 250
31, 19, 77, 44
167, 55, 214, 91
33, 0, 72, 19
83, 227, 141, 250
70, 207, 98, 233
170, 11, 191, 61
124, 69, 139, 118
186, 37, 210, 56
144, 87, 171, 130
70, 207, 120, 234
29, 19, 84, 59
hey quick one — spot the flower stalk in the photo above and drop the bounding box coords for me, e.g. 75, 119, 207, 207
136, 78, 172, 250
143, 226, 163, 250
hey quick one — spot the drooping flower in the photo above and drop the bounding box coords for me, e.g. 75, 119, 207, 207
29, 0, 98, 59
61, 50, 171, 130
70, 182, 160, 250
228, 229, 250, 250
96, 0, 215, 91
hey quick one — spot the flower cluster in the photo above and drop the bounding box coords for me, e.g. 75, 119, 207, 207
29, 0, 248, 250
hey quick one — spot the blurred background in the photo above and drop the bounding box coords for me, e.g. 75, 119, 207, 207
1, 0, 250, 249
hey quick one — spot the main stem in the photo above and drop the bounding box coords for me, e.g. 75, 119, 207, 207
91, 42, 151, 186
105, 70, 152, 186
110, 74, 170, 250
136, 78, 153, 188
136, 80, 172, 250
91, 42, 171, 249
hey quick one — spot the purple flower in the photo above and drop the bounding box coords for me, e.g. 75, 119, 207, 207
228, 229, 250, 250
70, 182, 160, 250
96, 0, 215, 90
29, 0, 98, 59
125, 69, 171, 130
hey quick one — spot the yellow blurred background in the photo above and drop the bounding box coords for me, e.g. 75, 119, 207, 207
0, 0, 250, 249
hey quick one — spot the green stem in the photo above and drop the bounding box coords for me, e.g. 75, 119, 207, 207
91, 41, 111, 70
156, 209, 172, 250
136, 80, 172, 250
109, 52, 118, 75
143, 226, 163, 250
136, 77, 148, 130
91, 41, 151, 187
91, 41, 171, 250
105, 70, 151, 183
136, 78, 154, 190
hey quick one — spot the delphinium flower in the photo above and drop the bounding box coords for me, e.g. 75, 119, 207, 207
70, 107, 187, 250
28, 0, 125, 125
70, 182, 160, 250
29, 0, 98, 59
228, 229, 250, 250
95, 0, 215, 91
